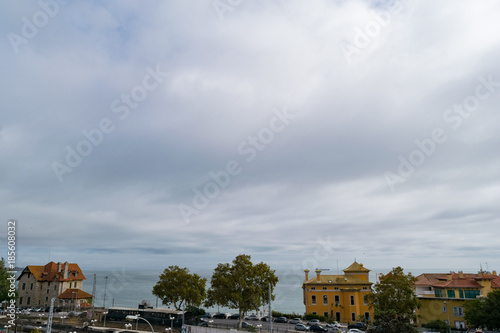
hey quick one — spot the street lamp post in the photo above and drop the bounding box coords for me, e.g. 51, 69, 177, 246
103, 311, 108, 327
5, 324, 11, 333
444, 301, 451, 333
169, 316, 175, 332
126, 315, 155, 333
125, 323, 133, 331
61, 316, 67, 325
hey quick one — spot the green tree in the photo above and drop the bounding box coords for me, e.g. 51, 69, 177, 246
365, 266, 420, 333
152, 265, 207, 310
0, 257, 15, 302
464, 289, 500, 330
205, 254, 278, 328
424, 319, 449, 333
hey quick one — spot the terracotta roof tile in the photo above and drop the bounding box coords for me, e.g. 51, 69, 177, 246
57, 288, 93, 299
18, 261, 86, 282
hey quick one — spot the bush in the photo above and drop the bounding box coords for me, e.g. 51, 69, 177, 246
304, 313, 327, 322
423, 320, 449, 333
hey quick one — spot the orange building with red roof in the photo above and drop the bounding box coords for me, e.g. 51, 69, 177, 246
17, 261, 91, 310
415, 269, 500, 330
302, 261, 373, 324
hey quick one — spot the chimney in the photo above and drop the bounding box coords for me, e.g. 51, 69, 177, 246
316, 269, 322, 282
57, 262, 62, 272
447, 274, 452, 281
493, 270, 497, 276
63, 262, 69, 279
458, 271, 464, 279
304, 269, 310, 281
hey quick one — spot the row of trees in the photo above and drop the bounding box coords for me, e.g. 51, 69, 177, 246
152, 254, 278, 328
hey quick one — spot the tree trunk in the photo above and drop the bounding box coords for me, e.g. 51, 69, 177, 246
238, 309, 243, 329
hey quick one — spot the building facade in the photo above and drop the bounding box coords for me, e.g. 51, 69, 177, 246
415, 270, 500, 329
302, 261, 373, 323
17, 261, 90, 309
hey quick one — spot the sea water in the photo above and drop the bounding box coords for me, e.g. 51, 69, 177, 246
81, 269, 305, 315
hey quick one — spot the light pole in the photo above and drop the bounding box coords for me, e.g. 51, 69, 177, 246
61, 316, 67, 325
169, 316, 175, 332
5, 324, 11, 333
72, 291, 78, 312
103, 311, 108, 327
444, 301, 451, 333
125, 323, 133, 331
126, 315, 155, 333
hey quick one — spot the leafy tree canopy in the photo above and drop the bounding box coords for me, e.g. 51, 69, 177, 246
205, 254, 278, 328
365, 266, 420, 333
464, 289, 500, 330
152, 265, 207, 310
0, 257, 15, 303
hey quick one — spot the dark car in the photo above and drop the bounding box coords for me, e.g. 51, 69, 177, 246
309, 325, 328, 332
239, 322, 254, 329
228, 314, 240, 319
274, 317, 288, 323
347, 322, 367, 330
213, 313, 227, 319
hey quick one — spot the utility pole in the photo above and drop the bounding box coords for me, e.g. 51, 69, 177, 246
103, 276, 108, 308
268, 283, 272, 333
91, 274, 96, 318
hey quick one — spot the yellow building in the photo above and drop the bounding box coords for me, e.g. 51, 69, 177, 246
302, 261, 373, 323
415, 270, 500, 330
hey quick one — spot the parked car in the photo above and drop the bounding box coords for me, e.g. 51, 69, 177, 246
213, 313, 228, 319
261, 316, 270, 321
347, 329, 365, 333
295, 324, 310, 331
228, 314, 240, 319
274, 317, 288, 323
246, 314, 261, 320
289, 318, 302, 324
241, 322, 254, 329
307, 319, 320, 326
325, 322, 341, 329
201, 314, 213, 319
347, 322, 367, 330
309, 325, 328, 332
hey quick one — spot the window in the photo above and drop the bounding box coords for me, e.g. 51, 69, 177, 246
323, 295, 328, 305
351, 313, 356, 322
335, 295, 340, 305
362, 286, 368, 290
459, 290, 464, 298
443, 306, 447, 312
27, 297, 31, 305
312, 295, 317, 305
30, 283, 33, 290
447, 290, 455, 298
323, 312, 328, 318
311, 287, 316, 290
350, 295, 355, 306
48, 282, 51, 286
334, 287, 339, 290
312, 312, 317, 315
365, 312, 370, 320
335, 312, 341, 322
364, 295, 369, 305
435, 289, 445, 297
47, 288, 50, 294
323, 287, 327, 290
19, 297, 23, 305
22, 283, 26, 290
464, 290, 480, 299
453, 307, 464, 317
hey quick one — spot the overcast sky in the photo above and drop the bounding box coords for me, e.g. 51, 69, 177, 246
2, 0, 500, 277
